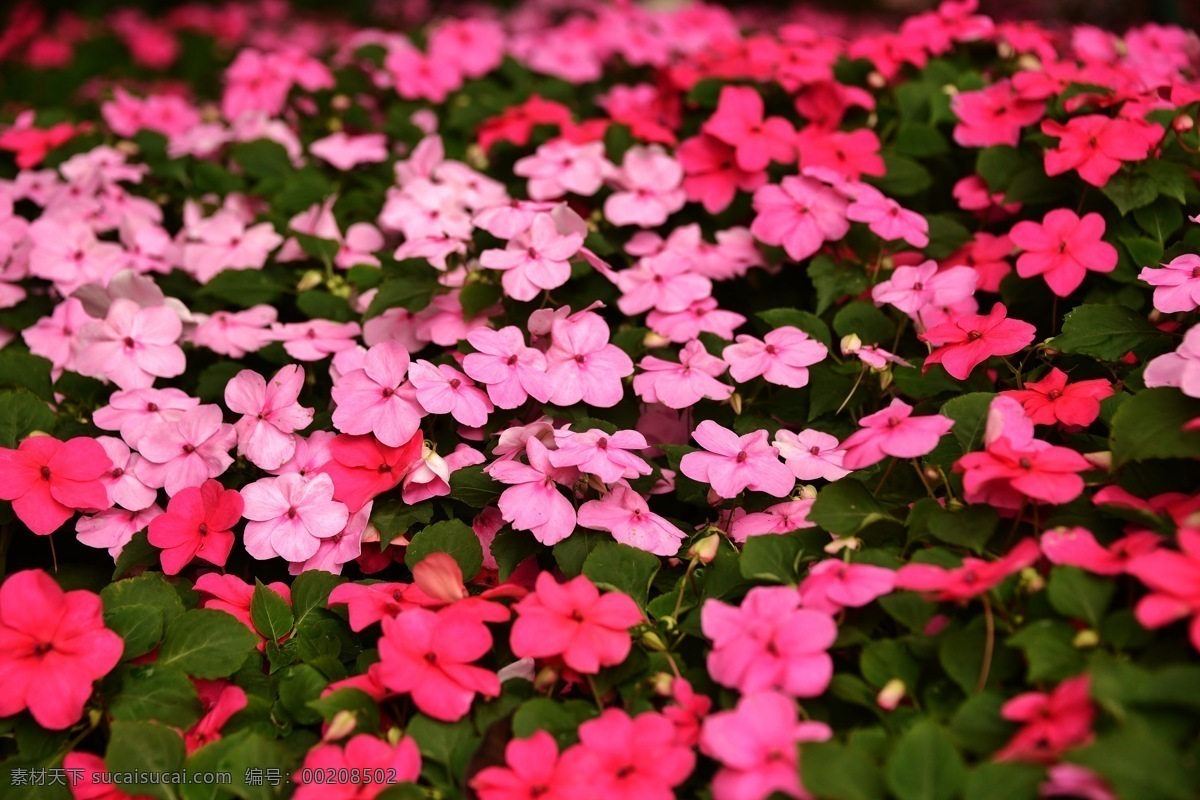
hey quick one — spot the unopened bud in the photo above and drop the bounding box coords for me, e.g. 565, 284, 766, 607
1173, 114, 1195, 133
797, 484, 818, 501
466, 144, 489, 170
643, 331, 671, 349
1018, 567, 1044, 594
1083, 451, 1112, 471
729, 391, 743, 416
640, 630, 669, 652
1016, 54, 1042, 72
867, 71, 887, 89
331, 94, 352, 112
879, 369, 894, 390
689, 533, 721, 564
1073, 629, 1100, 649
324, 710, 359, 741
923, 466, 941, 482
824, 536, 860, 555
115, 140, 140, 156
941, 83, 959, 97
840, 333, 863, 355
650, 672, 674, 696
533, 666, 559, 693
297, 269, 324, 292
877, 679, 906, 711
385, 726, 405, 746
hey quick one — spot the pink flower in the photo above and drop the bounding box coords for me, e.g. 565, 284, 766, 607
798, 559, 896, 614
470, 731, 586, 800
402, 443, 486, 504
0, 436, 111, 535
309, 132, 388, 171
320, 433, 423, 513
26, 219, 122, 295
701, 586, 837, 697
409, 360, 494, 427
293, 735, 421, 800
604, 145, 687, 227
481, 213, 584, 301
191, 306, 277, 358
550, 428, 651, 483
63, 752, 145, 800
920, 303, 1036, 380
331, 341, 426, 447
185, 682, 248, 753
1009, 209, 1117, 297
385, 43, 462, 103
1126, 528, 1200, 652
700, 691, 832, 800
74, 299, 185, 390
840, 399, 955, 470
0, 570, 123, 729
514, 139, 611, 200
578, 483, 688, 556
648, 298, 747, 344
194, 573, 291, 645
956, 415, 1093, 510
723, 327, 828, 388
1140, 254, 1200, 313
1144, 326, 1200, 398
772, 429, 849, 481
951, 82, 1044, 148
614, 252, 712, 316
377, 601, 508, 721
485, 437, 578, 546
750, 176, 849, 261
634, 339, 733, 409
1042, 114, 1161, 187
510, 572, 642, 673
1001, 368, 1114, 427
147, 479, 243, 575
1040, 527, 1160, 576
702, 86, 796, 173
93, 387, 199, 446
135, 405, 236, 496
894, 539, 1041, 601
846, 185, 929, 248
180, 210, 282, 283
678, 134, 766, 214
545, 312, 635, 408
1041, 765, 1115, 800
225, 365, 314, 470
77, 506, 163, 560
23, 298, 91, 371
795, 127, 886, 181
681, 421, 795, 499
241, 473, 350, 563
328, 581, 440, 632
871, 261, 977, 324
569, 709, 696, 800
273, 320, 361, 361
996, 674, 1096, 762
463, 326, 552, 409
728, 499, 816, 542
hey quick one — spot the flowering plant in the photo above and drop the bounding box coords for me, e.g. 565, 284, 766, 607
1, 1, 1199, 799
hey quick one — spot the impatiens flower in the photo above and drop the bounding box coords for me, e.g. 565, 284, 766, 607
700, 691, 832, 800
510, 572, 642, 673
634, 339, 733, 409
308, 132, 389, 171
1040, 527, 1160, 576
845, 185, 929, 248
377, 601, 509, 721
136, 405, 236, 496
871, 261, 977, 324
514, 139, 611, 200
1143, 325, 1200, 398
470, 731, 585, 800
1140, 254, 1200, 313
614, 252, 712, 316
681, 421, 795, 499
0, 570, 123, 729
0, 436, 111, 535
795, 127, 886, 181
648, 297, 747, 344
93, 387, 199, 446
485, 437, 578, 546
728, 498, 816, 542
772, 429, 849, 481
1009, 209, 1117, 297
76, 506, 163, 560
722, 327, 828, 388
331, 341, 425, 447
240, 473, 350, 563
996, 674, 1096, 762
798, 559, 896, 614
74, 299, 185, 390
544, 312, 635, 408
840, 399, 955, 470
920, 303, 1037, 380
273, 319, 361, 361
409, 360, 494, 427
701, 586, 837, 697
750, 175, 849, 261
185, 681, 248, 753
293, 735, 421, 800
549, 428, 652, 483
225, 365, 314, 470
463, 326, 552, 409
480, 212, 584, 301
951, 82, 1044, 147
578, 483, 688, 556
678, 134, 767, 214
1040, 764, 1116, 800
402, 443, 486, 504
569, 709, 696, 800
1042, 114, 1161, 187
180, 209, 283, 283
191, 306, 277, 358
894, 538, 1042, 601
320, 433, 423, 512
23, 297, 90, 371
147, 478, 243, 575
604, 145, 687, 227
1126, 528, 1200, 652
1001, 368, 1114, 427
702, 85, 796, 172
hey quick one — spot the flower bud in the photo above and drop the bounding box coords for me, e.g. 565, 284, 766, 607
324, 710, 359, 741
1018, 566, 1044, 594
1173, 114, 1195, 133
642, 331, 671, 349
877, 679, 906, 711
650, 672, 675, 696
824, 536, 861, 555
867, 71, 887, 89
386, 726, 405, 746
1073, 629, 1100, 649
798, 484, 818, 501
1082, 451, 1112, 471
297, 269, 324, 292
533, 666, 560, 693
729, 391, 743, 416
840, 333, 863, 355
688, 533, 720, 564
639, 630, 669, 652
331, 94, 351, 112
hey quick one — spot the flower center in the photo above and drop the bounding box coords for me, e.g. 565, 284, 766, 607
123, 336, 137, 349
40, 466, 51, 480
33, 642, 53, 655
198, 523, 208, 535
506, 354, 519, 366
449, 378, 461, 389
286, 507, 298, 519
809, 445, 821, 455
967, 330, 982, 340
736, 450, 748, 463
182, 444, 195, 453
1047, 389, 1062, 400
1018, 457, 1032, 469
381, 387, 394, 398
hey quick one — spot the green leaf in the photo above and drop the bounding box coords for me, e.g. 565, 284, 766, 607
109, 666, 202, 728
739, 533, 805, 584
895, 123, 949, 158
950, 691, 1015, 756
833, 301, 896, 345
105, 721, 187, 800
860, 639, 921, 689
1110, 387, 1200, 464
101, 573, 187, 659
407, 519, 485, 579
940, 392, 995, 454
975, 146, 1023, 191
886, 720, 967, 800
0, 389, 56, 448
490, 528, 541, 581
158, 609, 258, 679
292, 232, 341, 262
1006, 620, 1085, 682
963, 763, 1044, 800
801, 740, 887, 800
371, 497, 434, 547
0, 350, 53, 400
1051, 304, 1171, 361
871, 153, 933, 196
365, 274, 439, 317
448, 465, 503, 508
1047, 566, 1115, 627
250, 581, 294, 643
406, 714, 481, 775
460, 281, 502, 318
290, 570, 344, 630
111, 529, 160, 579
1069, 720, 1197, 800
308, 687, 380, 733
278, 664, 327, 725
230, 139, 292, 180
808, 256, 868, 315
926, 504, 997, 554
296, 290, 352, 322
213, 731, 298, 800
809, 480, 894, 536
756, 308, 833, 349
1101, 169, 1159, 214
512, 697, 598, 748
581, 541, 661, 607
197, 269, 288, 308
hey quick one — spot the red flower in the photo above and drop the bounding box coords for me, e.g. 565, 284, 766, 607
920, 303, 1036, 380
1001, 368, 1114, 427
996, 674, 1095, 762
0, 435, 111, 535
319, 433, 423, 512
1042, 114, 1162, 187
894, 539, 1042, 602
147, 479, 243, 575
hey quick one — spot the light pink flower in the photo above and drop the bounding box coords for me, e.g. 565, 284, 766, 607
480, 213, 583, 301
74, 299, 185, 390
93, 387, 199, 447
798, 559, 896, 614
191, 306, 277, 358
871, 261, 977, 325
180, 210, 282, 283
614, 251, 712, 316
75, 505, 163, 559
225, 365, 314, 470
273, 320, 361, 361
634, 340, 733, 409
23, 298, 91, 372
96, 436, 156, 511
135, 405, 237, 496
484, 437, 578, 546
1140, 254, 1200, 313
550, 428, 652, 484
309, 132, 388, 170
402, 443, 486, 504
680, 421, 795, 499
331, 340, 426, 447
514, 139, 611, 200
463, 326, 552, 409
750, 176, 850, 261
409, 360, 494, 427
1040, 527, 1160, 576
772, 429, 850, 481
241, 473, 350, 563
840, 398, 955, 470
647, 298, 747, 344
604, 145, 687, 227
545, 312, 635, 408
728, 499, 817, 542
846, 184, 929, 248
578, 483, 687, 556
1144, 326, 1200, 398
723, 327, 827, 388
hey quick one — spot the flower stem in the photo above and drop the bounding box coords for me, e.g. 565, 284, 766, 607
976, 594, 995, 693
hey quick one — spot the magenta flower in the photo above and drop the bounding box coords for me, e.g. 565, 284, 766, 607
485, 438, 578, 546
480, 212, 584, 301
1126, 529, 1200, 652
701, 586, 837, 697
74, 299, 185, 390
846, 184, 929, 248
772, 429, 849, 481
568, 709, 696, 800
1040, 527, 1160, 576
331, 341, 426, 447
0, 436, 111, 535
678, 134, 767, 214
798, 559, 896, 615
995, 674, 1096, 763
147, 478, 243, 575
240, 473, 349, 563
0, 570, 123, 729
470, 731, 586, 800
136, 404, 236, 496
225, 365, 314, 470
840, 398, 955, 470
895, 539, 1042, 601
920, 303, 1036, 380
463, 326, 552, 409
723, 327, 828, 388
681, 421, 796, 499
510, 572, 642, 674
320, 433, 423, 513
1042, 114, 1161, 188
951, 82, 1044, 148
614, 252, 713, 316
634, 339, 733, 409
544, 312, 635, 408
1001, 367, 1114, 427
648, 298, 747, 344
293, 735, 421, 800
750, 175, 849, 261
409, 360, 494, 427
549, 427, 651, 484
957, 429, 1092, 510
702, 86, 796, 173
1144, 326, 1200, 398
1009, 209, 1117, 297
578, 483, 688, 556
604, 145, 687, 227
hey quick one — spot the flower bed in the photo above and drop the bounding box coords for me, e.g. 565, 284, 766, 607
1, 1, 1199, 798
